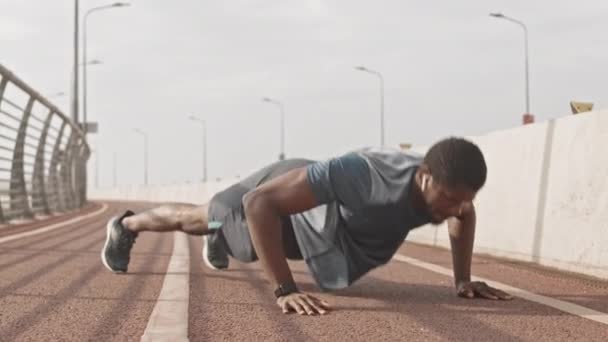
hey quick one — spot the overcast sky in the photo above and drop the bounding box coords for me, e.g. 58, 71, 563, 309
2, 0, 607, 188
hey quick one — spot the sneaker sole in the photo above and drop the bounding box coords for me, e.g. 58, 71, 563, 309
202, 235, 227, 270
100, 216, 126, 273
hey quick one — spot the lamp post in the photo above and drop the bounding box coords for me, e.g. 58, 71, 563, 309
71, 0, 80, 125
354, 66, 385, 147
83, 2, 130, 133
262, 97, 285, 160
490, 12, 531, 117
188, 115, 208, 182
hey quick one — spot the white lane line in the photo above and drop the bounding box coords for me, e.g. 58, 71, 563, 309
393, 253, 608, 326
141, 232, 190, 342
0, 203, 109, 245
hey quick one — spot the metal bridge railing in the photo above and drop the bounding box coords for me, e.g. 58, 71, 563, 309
0, 64, 90, 223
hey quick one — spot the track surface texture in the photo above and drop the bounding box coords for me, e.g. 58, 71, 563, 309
1, 201, 606, 341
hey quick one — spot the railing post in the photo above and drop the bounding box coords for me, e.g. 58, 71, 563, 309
31, 110, 54, 215
9, 95, 35, 219
48, 122, 67, 212
72, 137, 83, 207
75, 139, 90, 207
0, 75, 7, 223
60, 131, 77, 210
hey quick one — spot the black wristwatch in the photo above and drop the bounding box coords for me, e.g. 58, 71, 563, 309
274, 282, 299, 298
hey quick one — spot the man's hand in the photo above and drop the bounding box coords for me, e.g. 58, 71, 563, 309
277, 292, 331, 315
457, 281, 513, 300
448, 206, 512, 301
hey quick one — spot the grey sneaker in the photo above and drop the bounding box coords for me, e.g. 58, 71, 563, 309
202, 233, 229, 270
101, 210, 137, 273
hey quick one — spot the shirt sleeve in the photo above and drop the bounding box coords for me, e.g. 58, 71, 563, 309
306, 152, 372, 210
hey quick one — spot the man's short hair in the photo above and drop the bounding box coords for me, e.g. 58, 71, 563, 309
423, 137, 487, 191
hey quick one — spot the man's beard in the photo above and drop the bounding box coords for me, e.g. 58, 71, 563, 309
430, 219, 445, 225
429, 213, 447, 225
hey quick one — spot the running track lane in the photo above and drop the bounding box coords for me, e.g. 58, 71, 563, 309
1, 200, 607, 341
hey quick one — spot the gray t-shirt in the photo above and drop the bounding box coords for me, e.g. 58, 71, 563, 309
291, 147, 431, 290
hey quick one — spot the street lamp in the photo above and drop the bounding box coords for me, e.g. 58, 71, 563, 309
83, 2, 130, 133
354, 66, 385, 147
262, 97, 285, 160
188, 115, 208, 182
490, 12, 531, 116
72, 0, 80, 125
133, 128, 148, 185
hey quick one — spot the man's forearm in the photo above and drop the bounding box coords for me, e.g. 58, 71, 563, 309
448, 207, 476, 286
244, 193, 295, 288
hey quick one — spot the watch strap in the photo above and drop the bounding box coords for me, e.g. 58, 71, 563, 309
274, 282, 299, 298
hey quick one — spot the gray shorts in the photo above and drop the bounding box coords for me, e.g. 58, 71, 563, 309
207, 158, 315, 262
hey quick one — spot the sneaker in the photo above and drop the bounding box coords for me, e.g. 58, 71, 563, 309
202, 233, 229, 270
101, 210, 137, 273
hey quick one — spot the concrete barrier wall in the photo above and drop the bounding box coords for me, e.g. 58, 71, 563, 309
89, 179, 236, 205
90, 110, 608, 280
408, 110, 608, 280
538, 112, 608, 277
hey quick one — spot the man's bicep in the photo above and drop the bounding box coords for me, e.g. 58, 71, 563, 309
245, 167, 320, 216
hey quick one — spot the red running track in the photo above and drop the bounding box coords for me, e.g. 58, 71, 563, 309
0, 201, 606, 341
